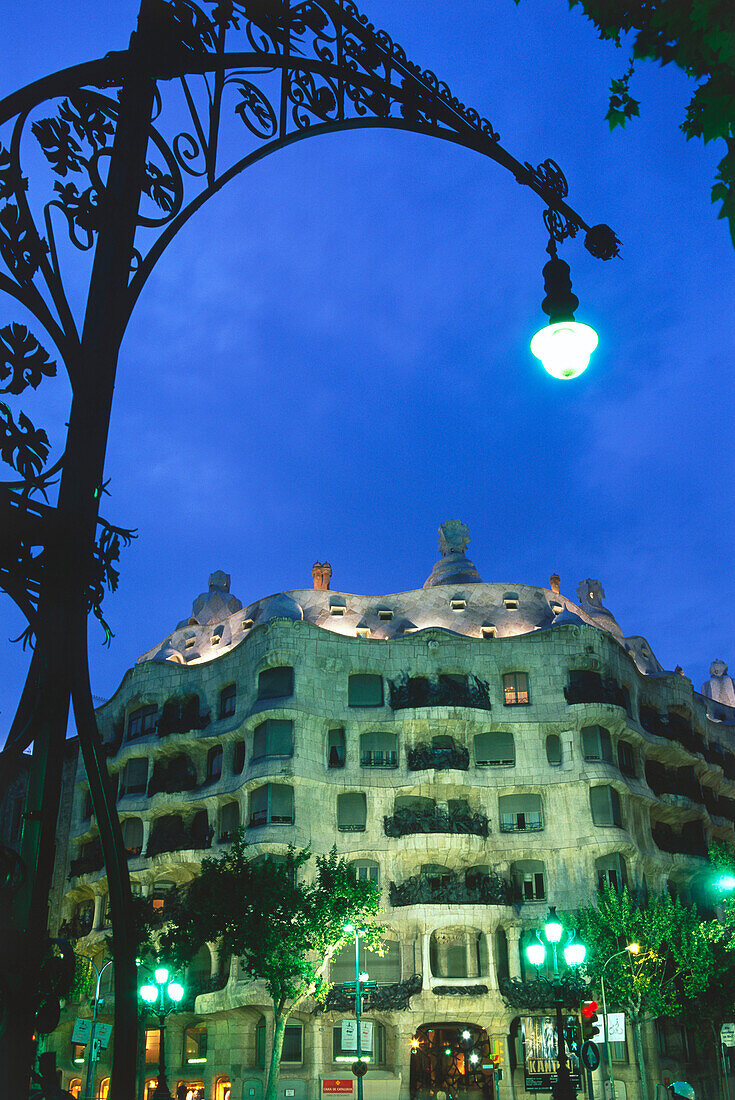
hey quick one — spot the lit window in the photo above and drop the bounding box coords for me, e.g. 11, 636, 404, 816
184, 1025, 208, 1064
145, 1029, 160, 1063
72, 1042, 85, 1064
333, 1021, 385, 1063
503, 672, 529, 706
69, 1081, 82, 1099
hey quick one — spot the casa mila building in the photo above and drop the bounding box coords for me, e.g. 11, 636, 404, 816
50, 522, 735, 1100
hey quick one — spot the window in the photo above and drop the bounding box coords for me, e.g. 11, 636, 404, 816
232, 741, 245, 775
378, 609, 393, 621
511, 860, 546, 901
503, 592, 519, 610
430, 929, 487, 978
451, 598, 466, 611
481, 625, 496, 639
121, 757, 148, 796
249, 784, 294, 826
546, 734, 562, 765
219, 685, 236, 719
122, 817, 143, 856
582, 725, 613, 763
72, 1042, 85, 1064
206, 746, 223, 782
596, 853, 627, 891
331, 940, 400, 985
150, 879, 176, 917
360, 731, 397, 768
617, 740, 636, 776
184, 1025, 208, 1064
333, 1022, 385, 1063
590, 785, 623, 827
494, 928, 509, 983
219, 801, 240, 841
503, 672, 529, 706
257, 666, 294, 700
255, 1019, 302, 1064
348, 674, 383, 707
252, 719, 294, 760
145, 1029, 160, 1063
337, 792, 367, 832
69, 1081, 82, 1100
610, 1035, 629, 1063
328, 727, 345, 768
127, 705, 157, 740
474, 731, 515, 767
499, 793, 543, 832
350, 858, 379, 884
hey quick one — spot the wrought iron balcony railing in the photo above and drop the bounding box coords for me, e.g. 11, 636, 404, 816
388, 674, 492, 711
406, 744, 469, 771
565, 677, 628, 709
389, 871, 510, 907
384, 806, 489, 838
651, 823, 708, 859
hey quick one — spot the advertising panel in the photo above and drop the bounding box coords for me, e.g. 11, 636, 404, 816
522, 1015, 581, 1092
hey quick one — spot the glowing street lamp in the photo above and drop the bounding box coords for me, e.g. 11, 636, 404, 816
531, 250, 599, 380
600, 943, 640, 1100
715, 874, 735, 893
138, 963, 186, 1100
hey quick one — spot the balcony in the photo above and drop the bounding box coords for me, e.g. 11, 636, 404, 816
146, 816, 213, 858
666, 712, 707, 755
68, 844, 104, 879
360, 750, 398, 769
407, 743, 469, 771
389, 871, 510, 907
388, 674, 492, 712
384, 805, 489, 838
565, 673, 628, 709
499, 813, 543, 833
702, 786, 735, 822
59, 914, 94, 939
645, 762, 704, 804
147, 757, 198, 797
652, 823, 708, 859
156, 696, 211, 738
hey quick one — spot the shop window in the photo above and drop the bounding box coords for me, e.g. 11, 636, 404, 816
122, 817, 143, 857
145, 1029, 160, 1063
257, 666, 294, 700
546, 734, 562, 766
596, 853, 627, 891
582, 725, 613, 763
252, 719, 294, 761
98, 1080, 110, 1100
348, 674, 383, 707
474, 731, 515, 766
184, 1025, 208, 1064
127, 704, 157, 740
219, 684, 236, 719
349, 858, 379, 884
219, 800, 240, 841
333, 1021, 385, 1063
215, 1079, 232, 1100
360, 731, 397, 768
503, 672, 530, 706
511, 860, 546, 901
175, 1085, 204, 1100
499, 793, 543, 832
617, 740, 636, 776
328, 727, 345, 767
121, 757, 148, 796
249, 783, 294, 826
206, 745, 223, 782
232, 740, 245, 775
590, 785, 623, 827
68, 1081, 82, 1100
337, 792, 367, 832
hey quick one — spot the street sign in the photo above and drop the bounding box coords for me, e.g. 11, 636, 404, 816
581, 1041, 600, 1072
722, 1023, 735, 1045
96, 1022, 112, 1048
606, 1014, 626, 1043
323, 1082, 353, 1094
341, 1020, 373, 1051
72, 1018, 92, 1045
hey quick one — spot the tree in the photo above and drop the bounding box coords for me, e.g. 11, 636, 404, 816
573, 885, 714, 1100
156, 837, 383, 1100
517, 0, 735, 244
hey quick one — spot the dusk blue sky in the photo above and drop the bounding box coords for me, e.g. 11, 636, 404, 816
1, 0, 734, 738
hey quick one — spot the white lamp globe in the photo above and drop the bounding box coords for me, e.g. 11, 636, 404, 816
526, 943, 546, 967
168, 981, 185, 1002
530, 320, 598, 380
139, 984, 158, 1003
154, 967, 169, 985
564, 942, 587, 967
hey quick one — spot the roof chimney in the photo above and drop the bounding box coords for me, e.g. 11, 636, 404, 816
550, 573, 561, 594
312, 561, 332, 590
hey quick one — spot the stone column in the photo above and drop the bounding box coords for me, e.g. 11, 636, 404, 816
421, 932, 432, 990
506, 927, 522, 980
92, 892, 104, 931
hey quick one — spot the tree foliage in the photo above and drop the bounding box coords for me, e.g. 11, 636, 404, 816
520, 0, 735, 243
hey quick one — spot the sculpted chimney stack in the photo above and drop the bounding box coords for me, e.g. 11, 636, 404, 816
312, 561, 332, 591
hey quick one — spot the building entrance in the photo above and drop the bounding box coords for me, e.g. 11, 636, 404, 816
410, 1023, 493, 1100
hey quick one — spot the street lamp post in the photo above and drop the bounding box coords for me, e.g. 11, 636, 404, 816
139, 966, 185, 1100
526, 906, 587, 1100
343, 925, 376, 1100
78, 954, 113, 1100
599, 944, 640, 1100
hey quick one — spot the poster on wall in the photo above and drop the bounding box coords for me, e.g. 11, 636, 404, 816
522, 1016, 582, 1092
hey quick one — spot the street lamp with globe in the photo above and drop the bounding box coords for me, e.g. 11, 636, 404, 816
139, 966, 185, 1100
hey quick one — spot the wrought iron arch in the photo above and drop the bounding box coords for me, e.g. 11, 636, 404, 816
0, 0, 619, 1094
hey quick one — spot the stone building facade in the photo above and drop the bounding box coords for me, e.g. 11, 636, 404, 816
50, 524, 735, 1100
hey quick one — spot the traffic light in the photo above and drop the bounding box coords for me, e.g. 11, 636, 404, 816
581, 1000, 602, 1043
34, 938, 75, 1035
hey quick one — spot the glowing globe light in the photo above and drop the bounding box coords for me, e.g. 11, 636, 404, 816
627, 942, 641, 954
564, 942, 586, 967
167, 982, 185, 1002
526, 942, 546, 967
139, 984, 158, 1003
716, 874, 735, 892
154, 967, 169, 984
470, 1053, 479, 1064
544, 909, 563, 944
462, 1030, 471, 1041
530, 320, 599, 380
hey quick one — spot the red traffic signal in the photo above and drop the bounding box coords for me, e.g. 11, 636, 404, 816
581, 1000, 601, 1042
582, 1000, 599, 1018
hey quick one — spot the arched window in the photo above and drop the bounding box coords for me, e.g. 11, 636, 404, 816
590, 785, 623, 827
252, 720, 293, 761
360, 731, 397, 768
258, 666, 294, 700
328, 727, 345, 767
337, 792, 367, 832
545, 734, 562, 766
215, 1079, 232, 1100
511, 860, 546, 902
219, 801, 240, 842
582, 725, 613, 763
249, 784, 294, 826
349, 858, 379, 885
122, 817, 143, 856
206, 746, 223, 782
68, 1080, 82, 1099
596, 853, 627, 891
184, 1024, 208, 1064
499, 793, 543, 832
474, 731, 515, 767
333, 1021, 386, 1063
